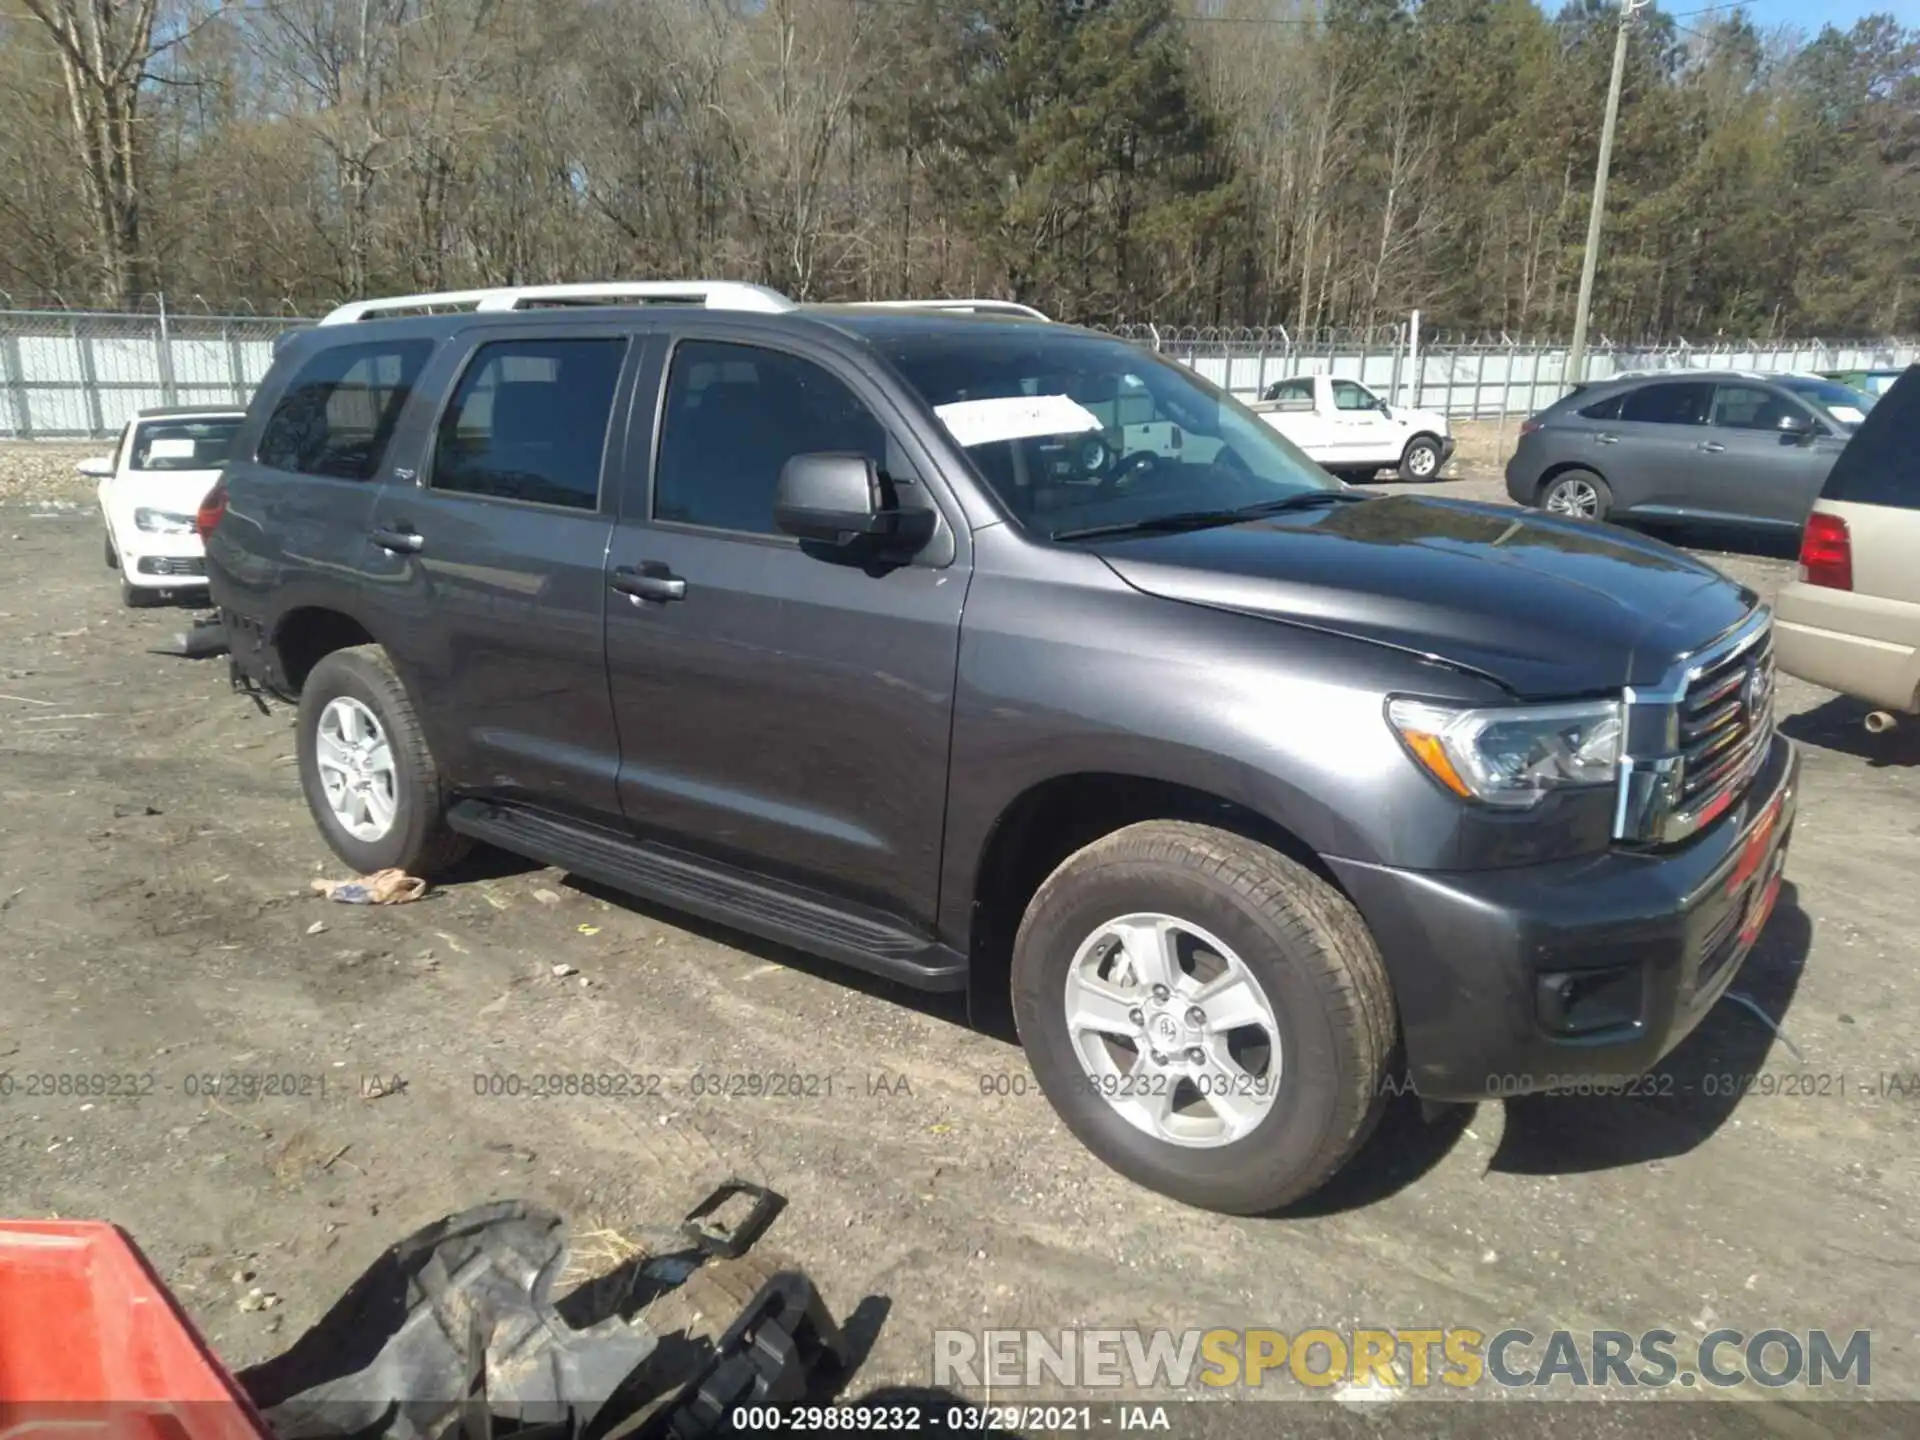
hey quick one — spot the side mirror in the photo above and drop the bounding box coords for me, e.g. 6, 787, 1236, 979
1377, 403, 1393, 419
1777, 412, 1813, 438
76, 456, 115, 479
774, 453, 896, 546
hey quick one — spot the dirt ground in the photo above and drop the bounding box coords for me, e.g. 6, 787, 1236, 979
3, 434, 1918, 1436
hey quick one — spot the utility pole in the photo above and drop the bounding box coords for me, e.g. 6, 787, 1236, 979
1566, 0, 1647, 388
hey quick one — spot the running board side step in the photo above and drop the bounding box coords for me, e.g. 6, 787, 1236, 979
446, 800, 967, 991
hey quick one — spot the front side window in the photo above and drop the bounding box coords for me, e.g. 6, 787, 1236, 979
1711, 384, 1808, 432
654, 341, 890, 535
131, 417, 242, 470
875, 329, 1334, 536
1620, 381, 1712, 426
431, 338, 627, 510
1332, 380, 1379, 412
258, 339, 435, 480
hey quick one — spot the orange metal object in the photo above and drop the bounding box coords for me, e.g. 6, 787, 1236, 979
0, 1220, 270, 1440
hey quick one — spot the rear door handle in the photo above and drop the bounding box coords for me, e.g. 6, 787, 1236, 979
612, 563, 687, 603
1593, 433, 1620, 445
370, 525, 424, 554
1698, 441, 1727, 454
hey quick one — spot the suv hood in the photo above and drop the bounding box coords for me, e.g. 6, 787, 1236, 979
1092, 496, 1757, 698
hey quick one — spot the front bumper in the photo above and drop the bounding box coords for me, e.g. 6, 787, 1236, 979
113, 521, 208, 588
1327, 734, 1798, 1101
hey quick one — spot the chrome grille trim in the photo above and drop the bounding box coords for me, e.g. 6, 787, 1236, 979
1614, 607, 1777, 845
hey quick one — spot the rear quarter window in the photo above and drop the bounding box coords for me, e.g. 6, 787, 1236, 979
1822, 365, 1920, 510
257, 338, 436, 480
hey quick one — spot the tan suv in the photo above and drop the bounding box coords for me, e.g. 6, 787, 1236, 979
1776, 365, 1920, 728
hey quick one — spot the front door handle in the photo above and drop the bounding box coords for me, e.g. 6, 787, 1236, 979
1594, 433, 1620, 445
1698, 441, 1727, 454
612, 563, 687, 603
370, 525, 424, 554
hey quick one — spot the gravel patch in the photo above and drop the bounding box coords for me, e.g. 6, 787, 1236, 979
0, 441, 107, 509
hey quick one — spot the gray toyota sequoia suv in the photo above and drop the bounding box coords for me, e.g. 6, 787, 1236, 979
205, 282, 1798, 1214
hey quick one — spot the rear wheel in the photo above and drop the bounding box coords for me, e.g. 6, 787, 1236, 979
1010, 821, 1395, 1214
1540, 469, 1612, 521
296, 645, 471, 877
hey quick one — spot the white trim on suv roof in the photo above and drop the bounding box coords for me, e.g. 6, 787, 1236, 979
845, 299, 1050, 321
318, 281, 798, 325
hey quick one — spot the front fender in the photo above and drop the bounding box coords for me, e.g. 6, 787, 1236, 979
934, 557, 1511, 950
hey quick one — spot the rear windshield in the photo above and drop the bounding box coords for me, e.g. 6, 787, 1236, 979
131, 417, 242, 470
1821, 365, 1919, 509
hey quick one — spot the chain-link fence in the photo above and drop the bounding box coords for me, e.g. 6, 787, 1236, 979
1107, 323, 1919, 417
0, 305, 310, 439
3, 300, 1914, 439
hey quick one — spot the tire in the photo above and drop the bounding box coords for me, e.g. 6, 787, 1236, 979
1539, 468, 1612, 521
104, 531, 119, 570
296, 644, 471, 877
1010, 820, 1396, 1215
120, 576, 158, 608
1398, 435, 1444, 482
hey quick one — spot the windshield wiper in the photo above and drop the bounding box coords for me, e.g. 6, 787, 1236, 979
1050, 488, 1370, 542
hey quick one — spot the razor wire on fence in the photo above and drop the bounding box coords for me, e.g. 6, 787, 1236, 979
1, 300, 1914, 439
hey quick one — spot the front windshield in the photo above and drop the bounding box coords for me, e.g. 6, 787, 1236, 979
875, 329, 1334, 535
1781, 377, 1874, 425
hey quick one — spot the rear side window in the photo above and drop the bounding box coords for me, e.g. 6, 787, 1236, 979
1620, 381, 1712, 426
1822, 365, 1920, 509
1262, 380, 1314, 410
1578, 391, 1623, 420
257, 339, 434, 480
430, 338, 627, 510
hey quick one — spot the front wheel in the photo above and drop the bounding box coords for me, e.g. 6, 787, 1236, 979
1398, 435, 1444, 482
1540, 469, 1612, 521
1010, 821, 1396, 1214
296, 645, 471, 877
104, 530, 119, 570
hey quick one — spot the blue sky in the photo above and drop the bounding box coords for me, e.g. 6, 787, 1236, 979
1711, 0, 1920, 31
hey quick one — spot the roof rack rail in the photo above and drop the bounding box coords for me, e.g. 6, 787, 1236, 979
846, 298, 1050, 322
319, 281, 797, 326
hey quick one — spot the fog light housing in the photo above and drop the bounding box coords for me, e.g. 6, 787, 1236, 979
1536, 964, 1643, 1036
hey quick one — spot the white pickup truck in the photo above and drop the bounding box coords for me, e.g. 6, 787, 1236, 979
1249, 374, 1454, 482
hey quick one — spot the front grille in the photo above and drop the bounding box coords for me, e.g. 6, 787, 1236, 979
1613, 608, 1776, 846
1674, 625, 1775, 825
138, 555, 206, 577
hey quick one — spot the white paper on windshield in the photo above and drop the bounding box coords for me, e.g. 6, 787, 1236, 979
145, 437, 199, 460
934, 394, 1103, 448
1829, 405, 1865, 424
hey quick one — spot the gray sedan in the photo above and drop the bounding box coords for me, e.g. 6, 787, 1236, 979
1505, 370, 1872, 530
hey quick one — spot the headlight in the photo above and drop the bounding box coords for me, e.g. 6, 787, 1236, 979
134, 508, 197, 534
1388, 697, 1622, 807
